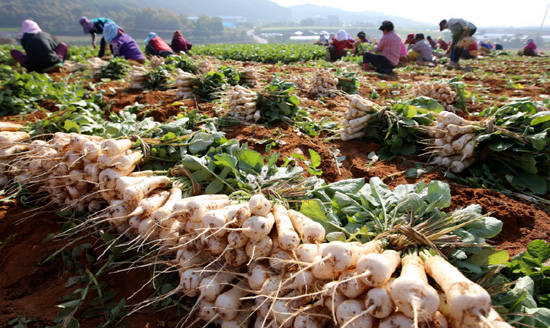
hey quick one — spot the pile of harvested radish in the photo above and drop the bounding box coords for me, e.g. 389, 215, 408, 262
425, 111, 477, 173
130, 65, 149, 89
0, 126, 512, 328
225, 85, 260, 122
309, 69, 339, 98
150, 55, 165, 69
175, 68, 199, 99
340, 95, 380, 141
410, 81, 457, 111
197, 59, 213, 75
88, 57, 106, 78
241, 67, 258, 87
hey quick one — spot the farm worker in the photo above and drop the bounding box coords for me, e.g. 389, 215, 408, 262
426, 35, 438, 49
439, 18, 477, 67
478, 40, 493, 54
171, 30, 192, 54
362, 20, 402, 74
461, 40, 479, 59
408, 33, 434, 64
436, 37, 449, 50
352, 31, 370, 55
327, 29, 355, 61
79, 16, 113, 57
144, 32, 174, 58
404, 33, 416, 48
103, 21, 145, 64
519, 39, 538, 56
10, 20, 68, 73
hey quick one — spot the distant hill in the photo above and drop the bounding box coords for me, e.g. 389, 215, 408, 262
288, 4, 431, 28
134, 0, 291, 22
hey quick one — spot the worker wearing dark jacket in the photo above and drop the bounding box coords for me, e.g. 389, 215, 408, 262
10, 20, 67, 73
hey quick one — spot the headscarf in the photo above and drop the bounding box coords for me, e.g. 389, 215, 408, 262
18, 20, 41, 39
79, 16, 94, 34
145, 32, 158, 43
337, 30, 347, 42
318, 33, 328, 43
526, 38, 534, 45
173, 30, 183, 39
103, 21, 121, 44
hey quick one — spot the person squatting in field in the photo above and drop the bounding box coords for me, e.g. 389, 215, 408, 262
103, 21, 145, 64
328, 29, 355, 61
362, 20, 403, 74
408, 33, 434, 65
439, 18, 477, 67
171, 30, 192, 55
10, 19, 68, 73
79, 16, 113, 57
144, 32, 174, 58
518, 38, 539, 56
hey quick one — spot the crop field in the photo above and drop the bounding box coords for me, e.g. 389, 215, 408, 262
1, 43, 550, 328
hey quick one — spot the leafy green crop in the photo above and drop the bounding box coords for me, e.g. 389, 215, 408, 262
257, 77, 300, 122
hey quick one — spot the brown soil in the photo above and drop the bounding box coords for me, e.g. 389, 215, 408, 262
1, 54, 550, 327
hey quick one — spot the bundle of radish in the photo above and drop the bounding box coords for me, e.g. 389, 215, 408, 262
424, 111, 477, 173
175, 68, 199, 99
241, 67, 258, 87
410, 81, 457, 111
0, 129, 517, 327
88, 57, 106, 78
0, 123, 30, 186
197, 59, 213, 75
309, 69, 339, 98
457, 36, 476, 48
225, 85, 260, 122
340, 95, 380, 141
130, 65, 149, 89
150, 55, 165, 69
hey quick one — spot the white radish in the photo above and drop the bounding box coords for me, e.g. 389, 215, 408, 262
379, 312, 414, 328
245, 236, 273, 261
248, 193, 271, 215
338, 270, 370, 299
288, 209, 325, 244
215, 280, 249, 321
185, 197, 231, 223
201, 208, 230, 237
321, 241, 381, 273
365, 286, 394, 319
356, 250, 400, 287
242, 213, 275, 241
247, 262, 274, 291
151, 187, 182, 228
390, 254, 439, 325
224, 247, 248, 267
424, 255, 492, 326
227, 230, 250, 248
336, 299, 375, 328
296, 244, 325, 263
199, 272, 235, 302
101, 139, 133, 156
272, 205, 300, 250
123, 176, 171, 205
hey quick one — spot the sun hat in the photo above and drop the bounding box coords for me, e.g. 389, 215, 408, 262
145, 32, 158, 43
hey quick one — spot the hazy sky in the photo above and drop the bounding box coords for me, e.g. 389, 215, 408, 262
270, 0, 550, 28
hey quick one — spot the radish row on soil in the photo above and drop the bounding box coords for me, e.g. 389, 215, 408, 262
0, 127, 512, 328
